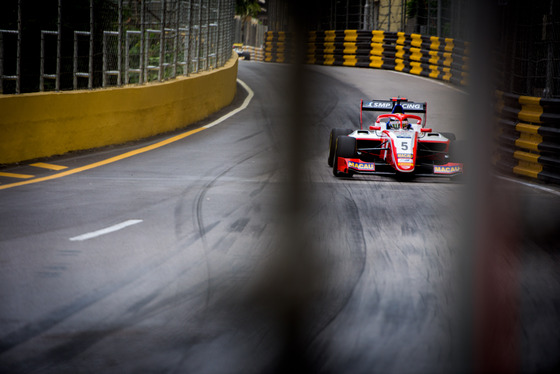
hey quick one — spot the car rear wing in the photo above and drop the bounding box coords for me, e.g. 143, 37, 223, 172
360, 98, 427, 128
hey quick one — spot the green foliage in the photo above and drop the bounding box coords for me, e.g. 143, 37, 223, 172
235, 0, 261, 18
406, 0, 419, 18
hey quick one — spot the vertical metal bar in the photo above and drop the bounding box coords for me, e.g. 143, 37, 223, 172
16, 0, 21, 93
437, 0, 442, 37
56, 0, 61, 91
140, 0, 145, 84
545, 0, 554, 97
186, 0, 193, 75
364, 0, 369, 30
373, 0, 378, 30
346, 0, 349, 29
0, 33, 4, 94
216, 0, 221, 68
173, 0, 179, 77
205, 0, 210, 70
118, 0, 123, 85
427, 0, 431, 35
89, 0, 93, 89
356, 0, 367, 30
103, 32, 107, 87
73, 32, 78, 89
159, 0, 165, 81
40, 32, 44, 91
125, 31, 130, 84
388, 0, 391, 31
144, 30, 149, 82
196, 0, 202, 73
188, 0, 194, 75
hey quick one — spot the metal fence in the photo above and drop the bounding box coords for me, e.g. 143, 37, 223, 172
0, 0, 235, 94
234, 16, 267, 47
495, 0, 560, 98
265, 0, 469, 40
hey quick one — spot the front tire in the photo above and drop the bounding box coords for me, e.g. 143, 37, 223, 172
332, 136, 356, 178
328, 128, 353, 166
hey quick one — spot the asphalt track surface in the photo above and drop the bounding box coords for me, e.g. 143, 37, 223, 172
1, 61, 560, 373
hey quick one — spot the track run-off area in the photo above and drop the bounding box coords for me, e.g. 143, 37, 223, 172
1, 61, 560, 373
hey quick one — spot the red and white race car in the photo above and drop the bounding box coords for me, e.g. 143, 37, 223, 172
328, 97, 463, 179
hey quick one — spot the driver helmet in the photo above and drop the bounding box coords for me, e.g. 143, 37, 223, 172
402, 119, 410, 129
389, 119, 400, 129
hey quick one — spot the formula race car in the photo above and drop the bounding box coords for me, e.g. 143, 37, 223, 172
328, 97, 463, 179
233, 43, 251, 60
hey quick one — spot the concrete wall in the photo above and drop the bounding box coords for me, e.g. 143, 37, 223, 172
0, 55, 238, 165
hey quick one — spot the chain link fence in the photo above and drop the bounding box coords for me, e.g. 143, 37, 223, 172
265, 0, 560, 98
234, 16, 267, 47
495, 0, 560, 98
0, 0, 235, 94
265, 0, 468, 40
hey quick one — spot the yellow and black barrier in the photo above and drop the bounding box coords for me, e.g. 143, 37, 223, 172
394, 32, 468, 85
264, 29, 468, 86
264, 31, 294, 63
306, 30, 397, 69
495, 91, 560, 184
0, 55, 238, 165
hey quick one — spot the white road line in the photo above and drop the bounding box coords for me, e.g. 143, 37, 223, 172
69, 220, 143, 241
203, 79, 254, 129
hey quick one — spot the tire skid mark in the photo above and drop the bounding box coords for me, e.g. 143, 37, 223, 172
0, 229, 204, 357
0, 81, 257, 359
190, 148, 273, 310
305, 182, 368, 348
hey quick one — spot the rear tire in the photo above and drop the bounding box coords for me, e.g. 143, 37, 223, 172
332, 136, 356, 178
328, 128, 353, 166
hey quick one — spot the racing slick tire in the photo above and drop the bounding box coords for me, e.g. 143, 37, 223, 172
328, 128, 353, 166
448, 140, 466, 182
332, 136, 356, 178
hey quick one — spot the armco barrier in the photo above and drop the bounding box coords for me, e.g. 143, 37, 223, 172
495, 92, 560, 184
264, 30, 469, 86
0, 55, 238, 165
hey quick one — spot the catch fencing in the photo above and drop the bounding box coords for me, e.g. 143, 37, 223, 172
0, 0, 235, 94
234, 16, 267, 48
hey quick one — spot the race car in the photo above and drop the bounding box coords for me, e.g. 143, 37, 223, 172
233, 43, 251, 60
328, 97, 463, 179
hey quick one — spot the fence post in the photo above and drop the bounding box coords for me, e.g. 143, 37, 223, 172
140, 0, 145, 84
159, 0, 166, 81
173, 0, 179, 78
16, 0, 21, 94
56, 0, 61, 91
89, 0, 93, 89
118, 0, 123, 86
